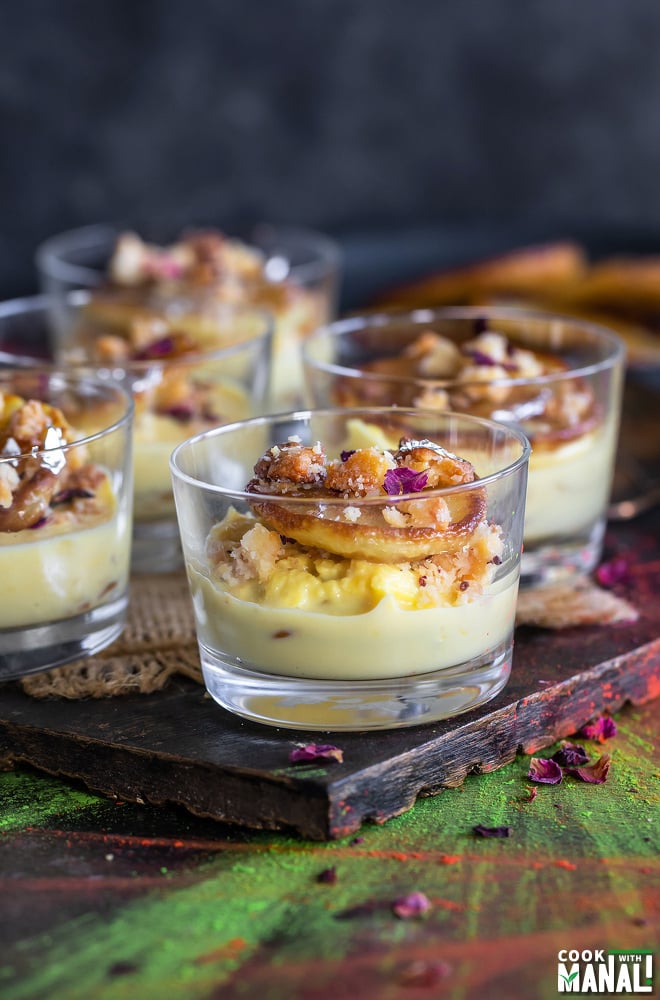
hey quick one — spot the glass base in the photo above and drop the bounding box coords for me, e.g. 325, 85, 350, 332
520, 519, 605, 589
0, 593, 128, 681
199, 641, 513, 731
132, 520, 184, 575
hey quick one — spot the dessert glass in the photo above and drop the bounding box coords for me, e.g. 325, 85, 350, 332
0, 294, 54, 366
0, 369, 133, 680
170, 407, 529, 731
35, 222, 341, 410
0, 292, 272, 573
303, 307, 625, 585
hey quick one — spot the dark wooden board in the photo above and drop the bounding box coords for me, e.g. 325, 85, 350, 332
1, 510, 658, 841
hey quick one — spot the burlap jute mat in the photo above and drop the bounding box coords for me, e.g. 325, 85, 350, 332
515, 575, 638, 630
19, 573, 637, 700
20, 573, 203, 700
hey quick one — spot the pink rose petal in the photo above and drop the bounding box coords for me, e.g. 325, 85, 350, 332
383, 467, 429, 496
567, 753, 611, 784
289, 743, 344, 764
528, 757, 563, 784
392, 891, 432, 919
579, 716, 617, 742
552, 742, 590, 767
595, 557, 630, 588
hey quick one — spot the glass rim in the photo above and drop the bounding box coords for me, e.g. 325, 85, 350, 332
303, 304, 626, 388
0, 368, 135, 466
170, 405, 531, 504
35, 221, 341, 288
0, 290, 274, 368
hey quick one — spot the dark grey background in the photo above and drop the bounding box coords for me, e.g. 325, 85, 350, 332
3, 0, 660, 304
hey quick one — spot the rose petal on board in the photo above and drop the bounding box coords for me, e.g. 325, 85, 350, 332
289, 743, 344, 764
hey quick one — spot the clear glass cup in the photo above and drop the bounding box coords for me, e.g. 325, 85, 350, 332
170, 407, 529, 731
0, 293, 273, 573
0, 294, 55, 366
35, 222, 341, 411
303, 307, 625, 586
0, 368, 133, 680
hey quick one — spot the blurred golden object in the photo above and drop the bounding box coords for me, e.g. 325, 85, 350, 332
370, 241, 660, 367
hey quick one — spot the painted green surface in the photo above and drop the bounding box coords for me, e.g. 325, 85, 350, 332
0, 703, 657, 1000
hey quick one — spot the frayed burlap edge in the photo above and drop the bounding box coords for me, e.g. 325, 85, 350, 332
515, 575, 638, 629
20, 573, 203, 700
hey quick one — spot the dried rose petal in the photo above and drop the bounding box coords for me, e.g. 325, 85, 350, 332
163, 405, 195, 422
552, 742, 590, 768
289, 743, 344, 764
595, 557, 630, 588
28, 515, 53, 530
317, 866, 337, 884
579, 716, 618, 742
473, 824, 512, 838
567, 753, 611, 784
392, 891, 432, 919
135, 336, 176, 360
51, 488, 95, 505
465, 349, 497, 366
340, 450, 356, 462
528, 757, 563, 785
383, 467, 429, 496
525, 786, 538, 803
144, 253, 185, 281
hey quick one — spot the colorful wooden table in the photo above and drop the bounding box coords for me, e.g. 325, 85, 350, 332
0, 697, 657, 1000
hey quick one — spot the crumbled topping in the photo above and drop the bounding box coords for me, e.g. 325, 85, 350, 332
382, 506, 408, 528
357, 328, 594, 442
0, 463, 19, 508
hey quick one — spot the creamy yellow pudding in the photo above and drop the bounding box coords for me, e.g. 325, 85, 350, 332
0, 393, 130, 628
189, 514, 516, 680
524, 415, 618, 543
186, 436, 517, 681
0, 481, 129, 629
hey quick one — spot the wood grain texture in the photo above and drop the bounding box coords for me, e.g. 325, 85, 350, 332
1, 509, 658, 840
